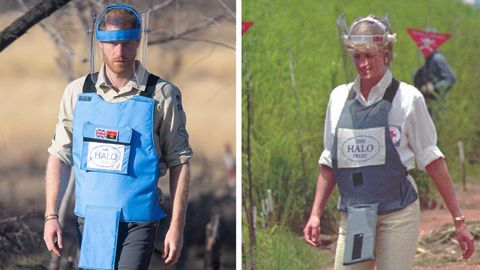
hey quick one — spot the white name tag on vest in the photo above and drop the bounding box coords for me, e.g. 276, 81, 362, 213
337, 127, 386, 168
87, 142, 125, 171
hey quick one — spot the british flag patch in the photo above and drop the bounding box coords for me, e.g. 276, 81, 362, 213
95, 128, 118, 141
95, 128, 107, 139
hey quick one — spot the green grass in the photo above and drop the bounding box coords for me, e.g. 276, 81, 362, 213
242, 0, 480, 265
243, 224, 333, 269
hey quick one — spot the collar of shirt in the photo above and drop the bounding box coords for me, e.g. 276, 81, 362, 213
95, 61, 150, 96
351, 69, 393, 106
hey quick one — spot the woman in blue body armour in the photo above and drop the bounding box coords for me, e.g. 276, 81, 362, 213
303, 15, 474, 270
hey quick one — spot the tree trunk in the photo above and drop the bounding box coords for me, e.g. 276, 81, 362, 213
0, 0, 72, 52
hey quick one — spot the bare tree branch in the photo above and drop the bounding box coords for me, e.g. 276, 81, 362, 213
174, 0, 179, 38
149, 14, 227, 45
79, 0, 101, 11
73, 1, 93, 35
178, 36, 234, 50
151, 0, 174, 12
17, 0, 75, 81
0, 0, 73, 53
215, 0, 235, 20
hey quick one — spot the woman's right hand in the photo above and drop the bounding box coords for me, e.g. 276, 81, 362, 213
303, 215, 321, 247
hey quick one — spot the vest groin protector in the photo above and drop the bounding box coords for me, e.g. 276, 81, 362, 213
331, 79, 418, 265
73, 75, 165, 269
343, 204, 378, 265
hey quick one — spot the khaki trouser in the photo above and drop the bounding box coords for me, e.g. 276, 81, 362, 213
334, 177, 420, 270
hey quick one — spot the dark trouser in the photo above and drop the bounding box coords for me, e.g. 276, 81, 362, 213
76, 217, 157, 270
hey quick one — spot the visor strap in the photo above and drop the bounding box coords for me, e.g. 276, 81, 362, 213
348, 17, 390, 36
348, 35, 385, 43
98, 3, 142, 29
95, 3, 142, 42
96, 28, 141, 41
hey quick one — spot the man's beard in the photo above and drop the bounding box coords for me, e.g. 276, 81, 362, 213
106, 57, 135, 76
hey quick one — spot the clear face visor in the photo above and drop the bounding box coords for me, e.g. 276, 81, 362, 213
336, 13, 356, 83
345, 17, 396, 44
88, 4, 150, 88
336, 14, 396, 83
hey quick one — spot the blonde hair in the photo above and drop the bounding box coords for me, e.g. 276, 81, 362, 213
344, 15, 395, 62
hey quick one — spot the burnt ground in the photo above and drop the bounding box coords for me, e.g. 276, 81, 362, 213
0, 155, 236, 270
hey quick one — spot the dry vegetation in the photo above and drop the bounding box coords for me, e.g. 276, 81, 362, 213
0, 1, 236, 268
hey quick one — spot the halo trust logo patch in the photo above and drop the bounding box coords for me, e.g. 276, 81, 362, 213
86, 142, 125, 171
337, 127, 386, 168
341, 135, 380, 162
90, 145, 121, 168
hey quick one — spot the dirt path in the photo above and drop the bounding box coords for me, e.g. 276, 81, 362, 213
324, 183, 480, 270
419, 183, 480, 236
413, 182, 480, 269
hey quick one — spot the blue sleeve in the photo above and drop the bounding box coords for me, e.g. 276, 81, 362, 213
430, 52, 456, 93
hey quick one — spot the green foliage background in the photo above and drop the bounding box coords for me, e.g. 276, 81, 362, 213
242, 0, 480, 265
243, 224, 334, 269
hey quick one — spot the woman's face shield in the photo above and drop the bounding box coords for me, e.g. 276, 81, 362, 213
336, 13, 356, 83
89, 4, 150, 88
336, 14, 396, 83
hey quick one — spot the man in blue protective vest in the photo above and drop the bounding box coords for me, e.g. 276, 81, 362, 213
413, 50, 456, 102
43, 4, 193, 269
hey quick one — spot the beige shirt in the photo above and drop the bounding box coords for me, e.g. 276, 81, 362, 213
48, 64, 193, 175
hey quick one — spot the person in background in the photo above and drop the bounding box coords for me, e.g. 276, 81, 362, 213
413, 50, 456, 103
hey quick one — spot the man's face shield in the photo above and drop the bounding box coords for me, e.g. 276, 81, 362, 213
89, 4, 150, 88
96, 4, 142, 42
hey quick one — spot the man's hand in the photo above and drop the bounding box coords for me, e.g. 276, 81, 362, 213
420, 82, 434, 95
44, 155, 70, 257
43, 219, 63, 256
303, 215, 321, 247
455, 222, 475, 259
164, 162, 190, 266
163, 227, 184, 266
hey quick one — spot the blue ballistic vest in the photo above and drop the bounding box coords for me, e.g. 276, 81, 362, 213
73, 73, 166, 269
332, 79, 418, 214
72, 73, 166, 221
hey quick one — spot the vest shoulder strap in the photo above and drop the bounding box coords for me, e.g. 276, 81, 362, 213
347, 88, 356, 100
82, 72, 160, 97
82, 72, 99, 93
140, 74, 160, 98
382, 78, 400, 103
347, 78, 400, 102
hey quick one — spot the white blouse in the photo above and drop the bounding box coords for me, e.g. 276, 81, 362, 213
318, 69, 444, 171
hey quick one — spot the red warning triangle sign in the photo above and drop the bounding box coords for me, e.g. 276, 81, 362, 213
242, 21, 254, 35
407, 28, 451, 57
